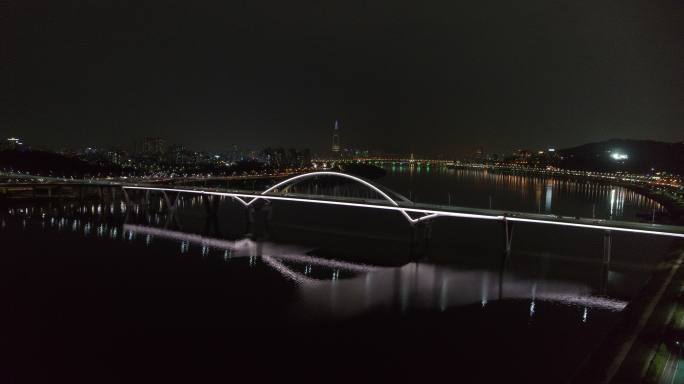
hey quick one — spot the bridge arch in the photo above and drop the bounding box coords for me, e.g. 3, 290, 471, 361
263, 172, 401, 204
239, 171, 418, 222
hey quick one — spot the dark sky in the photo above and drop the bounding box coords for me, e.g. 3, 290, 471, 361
2, 0, 683, 155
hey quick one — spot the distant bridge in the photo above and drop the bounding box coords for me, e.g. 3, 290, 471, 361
313, 158, 453, 166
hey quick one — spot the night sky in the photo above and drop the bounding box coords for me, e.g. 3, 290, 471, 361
2, 1, 683, 155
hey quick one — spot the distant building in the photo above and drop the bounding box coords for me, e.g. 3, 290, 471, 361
169, 144, 188, 164
331, 120, 341, 153
2, 137, 23, 150
230, 144, 240, 162
474, 146, 485, 160
514, 149, 533, 158
106, 149, 128, 165
263, 147, 312, 169
142, 137, 166, 156
295, 148, 312, 167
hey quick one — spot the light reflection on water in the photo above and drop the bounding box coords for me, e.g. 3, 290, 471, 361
2, 200, 630, 323
2, 191, 677, 383
122, 223, 626, 317
381, 166, 665, 220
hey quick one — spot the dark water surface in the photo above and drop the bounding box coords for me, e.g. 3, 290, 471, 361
2, 170, 680, 383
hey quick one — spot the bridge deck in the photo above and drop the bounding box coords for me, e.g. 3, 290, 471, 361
2, 169, 683, 238
120, 185, 684, 239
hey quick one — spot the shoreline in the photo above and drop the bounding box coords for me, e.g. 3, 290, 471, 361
450, 165, 684, 224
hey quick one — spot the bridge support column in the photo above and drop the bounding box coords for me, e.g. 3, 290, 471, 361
603, 230, 612, 265
203, 195, 220, 217
164, 206, 183, 230
122, 188, 130, 204
410, 219, 433, 260
162, 191, 171, 210
162, 191, 181, 211
247, 200, 272, 240
504, 219, 514, 255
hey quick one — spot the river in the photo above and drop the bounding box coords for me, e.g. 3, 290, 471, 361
2, 167, 679, 383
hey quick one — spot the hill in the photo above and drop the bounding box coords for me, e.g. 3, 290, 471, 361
0, 149, 121, 178
558, 139, 684, 174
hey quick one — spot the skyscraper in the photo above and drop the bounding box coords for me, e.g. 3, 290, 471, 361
331, 120, 341, 153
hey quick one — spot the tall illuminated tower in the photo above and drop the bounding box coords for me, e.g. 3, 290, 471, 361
331, 120, 341, 153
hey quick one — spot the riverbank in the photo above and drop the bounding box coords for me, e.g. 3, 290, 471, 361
451, 165, 684, 224
571, 241, 684, 383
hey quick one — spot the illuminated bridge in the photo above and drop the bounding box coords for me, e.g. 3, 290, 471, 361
3, 170, 684, 258
119, 171, 684, 262
312, 157, 453, 167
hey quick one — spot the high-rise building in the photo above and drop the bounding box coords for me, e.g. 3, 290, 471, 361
169, 144, 187, 164
142, 137, 166, 156
474, 146, 484, 160
331, 120, 341, 153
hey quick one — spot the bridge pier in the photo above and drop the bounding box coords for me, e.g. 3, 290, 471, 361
158, 191, 182, 230
163, 207, 183, 230
410, 219, 433, 260
603, 230, 612, 265
162, 191, 181, 211
202, 195, 220, 217
122, 188, 130, 204
162, 191, 170, 209
247, 200, 272, 240
504, 218, 514, 255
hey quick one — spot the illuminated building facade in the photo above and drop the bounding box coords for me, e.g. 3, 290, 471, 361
331, 120, 340, 153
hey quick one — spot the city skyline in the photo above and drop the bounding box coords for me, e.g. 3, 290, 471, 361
2, 118, 682, 158
3, 1, 683, 155
5, 131, 684, 161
